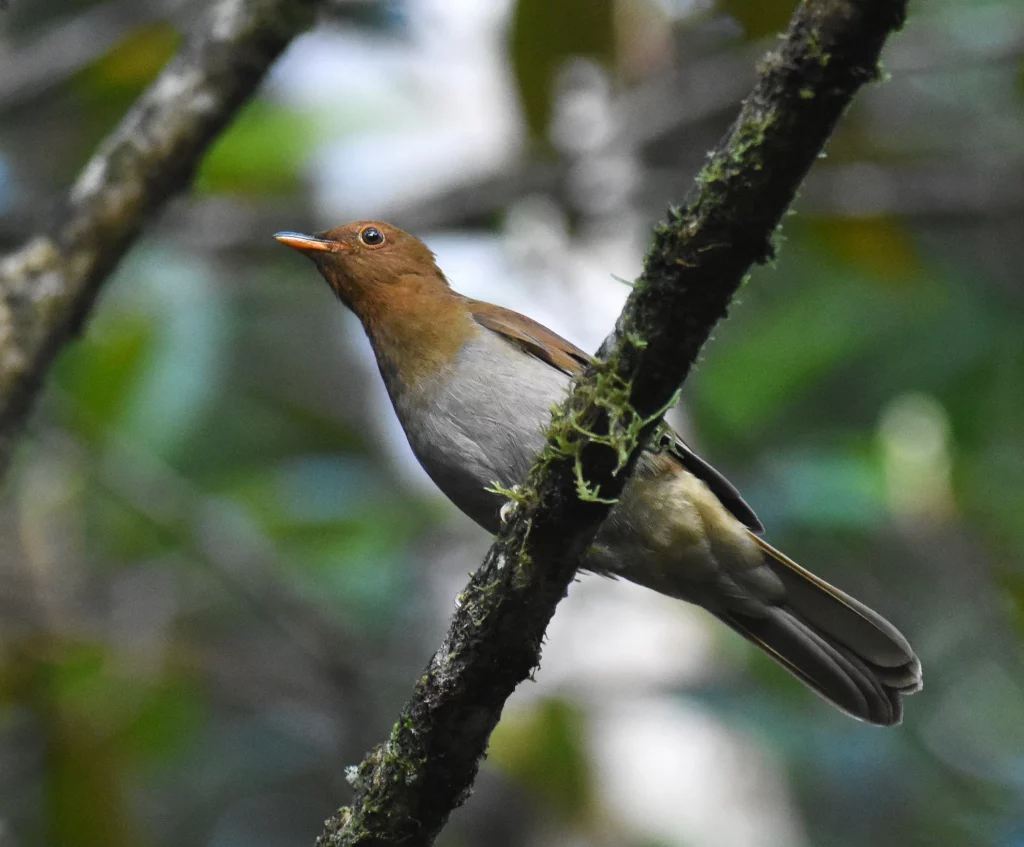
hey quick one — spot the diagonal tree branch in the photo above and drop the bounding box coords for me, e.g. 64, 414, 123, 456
0, 0, 325, 469
321, 1, 909, 845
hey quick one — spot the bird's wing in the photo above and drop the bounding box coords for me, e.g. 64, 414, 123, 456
467, 299, 591, 376
466, 299, 763, 532
663, 433, 763, 532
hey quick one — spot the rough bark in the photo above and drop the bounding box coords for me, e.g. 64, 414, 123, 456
319, 1, 909, 845
0, 0, 324, 468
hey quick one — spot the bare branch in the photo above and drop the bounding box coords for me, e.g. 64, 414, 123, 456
320, 1, 909, 845
0, 0, 324, 469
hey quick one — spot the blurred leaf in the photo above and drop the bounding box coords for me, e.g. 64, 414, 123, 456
715, 0, 797, 39
294, 533, 409, 631
47, 713, 135, 847
120, 677, 205, 765
966, 433, 1024, 555
489, 698, 593, 823
211, 458, 386, 535
37, 640, 203, 847
39, 640, 205, 763
999, 570, 1024, 638
807, 217, 923, 282
861, 282, 998, 407
117, 248, 230, 459
47, 642, 111, 715
203, 466, 429, 630
88, 487, 183, 562
54, 313, 156, 444
180, 392, 366, 478
55, 246, 229, 459
83, 23, 179, 89
754, 444, 886, 531
509, 0, 616, 141
195, 100, 319, 195
693, 273, 918, 439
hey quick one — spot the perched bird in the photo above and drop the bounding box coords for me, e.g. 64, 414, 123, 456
275, 221, 922, 725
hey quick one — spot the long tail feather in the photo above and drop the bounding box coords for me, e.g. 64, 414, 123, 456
720, 535, 922, 726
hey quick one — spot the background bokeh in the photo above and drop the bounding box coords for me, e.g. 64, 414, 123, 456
2, 0, 1024, 845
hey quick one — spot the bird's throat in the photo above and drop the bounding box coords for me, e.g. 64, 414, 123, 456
355, 281, 476, 389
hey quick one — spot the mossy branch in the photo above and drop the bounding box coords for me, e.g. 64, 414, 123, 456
0, 0, 324, 470
322, 0, 908, 845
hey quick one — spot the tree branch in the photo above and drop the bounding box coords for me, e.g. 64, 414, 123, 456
0, 0, 324, 469
320, 1, 909, 845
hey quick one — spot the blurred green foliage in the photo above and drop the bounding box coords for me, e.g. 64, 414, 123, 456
197, 102, 321, 195
489, 698, 593, 824
715, 0, 797, 40
509, 0, 616, 141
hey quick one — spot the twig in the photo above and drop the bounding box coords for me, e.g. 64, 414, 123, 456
0, 0, 324, 470
320, 1, 909, 845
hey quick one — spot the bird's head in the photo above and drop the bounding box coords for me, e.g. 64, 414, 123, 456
274, 221, 470, 386
274, 221, 445, 311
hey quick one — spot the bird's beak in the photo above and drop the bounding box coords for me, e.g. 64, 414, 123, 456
274, 231, 350, 254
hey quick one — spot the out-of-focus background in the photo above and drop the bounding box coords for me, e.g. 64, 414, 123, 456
2, 0, 1023, 845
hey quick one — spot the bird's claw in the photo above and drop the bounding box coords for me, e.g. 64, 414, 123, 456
499, 487, 525, 524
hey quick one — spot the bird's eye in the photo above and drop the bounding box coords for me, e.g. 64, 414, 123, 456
359, 227, 385, 247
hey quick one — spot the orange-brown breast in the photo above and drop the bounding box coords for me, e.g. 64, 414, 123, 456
354, 274, 480, 388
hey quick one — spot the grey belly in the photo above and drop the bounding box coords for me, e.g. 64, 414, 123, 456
391, 334, 570, 532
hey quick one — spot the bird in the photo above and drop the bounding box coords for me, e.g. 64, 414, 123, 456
274, 220, 922, 726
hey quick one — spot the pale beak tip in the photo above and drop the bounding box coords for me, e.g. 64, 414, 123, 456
274, 231, 334, 253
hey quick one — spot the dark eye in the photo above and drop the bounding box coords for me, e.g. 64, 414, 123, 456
359, 227, 385, 247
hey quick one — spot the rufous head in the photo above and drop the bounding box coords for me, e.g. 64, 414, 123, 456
274, 221, 446, 311
275, 221, 472, 386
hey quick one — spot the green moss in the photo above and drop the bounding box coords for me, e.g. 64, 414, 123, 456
624, 331, 648, 349
510, 548, 536, 590
485, 482, 532, 508
530, 343, 676, 504
689, 106, 777, 205
805, 28, 831, 67
336, 716, 429, 833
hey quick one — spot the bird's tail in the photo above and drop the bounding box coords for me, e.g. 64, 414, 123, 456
717, 535, 922, 726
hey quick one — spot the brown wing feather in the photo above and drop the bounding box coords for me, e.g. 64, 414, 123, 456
467, 298, 762, 531
467, 299, 590, 376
